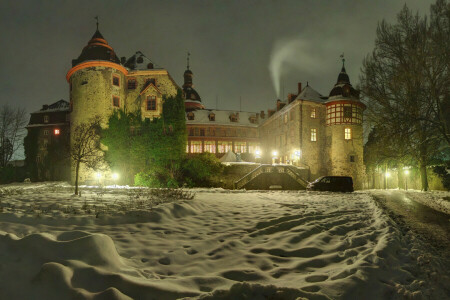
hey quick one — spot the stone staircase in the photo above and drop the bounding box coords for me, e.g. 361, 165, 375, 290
234, 164, 309, 190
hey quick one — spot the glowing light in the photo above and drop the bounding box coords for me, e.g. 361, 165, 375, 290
272, 150, 278, 157
112, 173, 119, 180
404, 170, 409, 175
385, 172, 391, 177
54, 129, 60, 135
255, 149, 261, 158
95, 172, 102, 179
294, 149, 301, 158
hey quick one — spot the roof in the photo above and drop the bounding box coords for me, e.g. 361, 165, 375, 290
124, 51, 160, 70
295, 85, 327, 103
186, 109, 261, 127
31, 100, 70, 114
72, 29, 120, 67
184, 87, 201, 102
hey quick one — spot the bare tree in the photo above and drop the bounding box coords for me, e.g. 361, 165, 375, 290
0, 104, 27, 167
70, 116, 103, 195
360, 2, 449, 191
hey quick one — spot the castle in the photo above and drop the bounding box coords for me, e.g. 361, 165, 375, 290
26, 26, 366, 188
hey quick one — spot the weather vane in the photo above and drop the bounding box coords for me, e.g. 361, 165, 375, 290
187, 51, 190, 70
340, 53, 345, 67
95, 16, 99, 30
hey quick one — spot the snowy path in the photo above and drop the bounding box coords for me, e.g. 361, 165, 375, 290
0, 185, 446, 299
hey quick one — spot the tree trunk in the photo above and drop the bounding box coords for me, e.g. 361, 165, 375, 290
419, 160, 428, 191
74, 160, 80, 195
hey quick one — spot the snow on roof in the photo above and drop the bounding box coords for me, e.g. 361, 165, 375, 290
219, 150, 237, 162
124, 51, 162, 70
295, 85, 327, 103
32, 100, 70, 114
186, 109, 261, 127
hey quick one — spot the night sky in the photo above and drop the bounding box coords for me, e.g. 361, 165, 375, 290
0, 0, 434, 116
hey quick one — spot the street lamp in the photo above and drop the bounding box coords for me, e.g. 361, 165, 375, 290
255, 149, 261, 159
272, 150, 278, 165
404, 169, 409, 190
95, 172, 102, 187
112, 172, 119, 187
385, 171, 390, 189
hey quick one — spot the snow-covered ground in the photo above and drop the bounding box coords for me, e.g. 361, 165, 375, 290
0, 182, 448, 299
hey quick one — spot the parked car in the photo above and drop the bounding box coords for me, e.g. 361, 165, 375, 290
306, 176, 354, 192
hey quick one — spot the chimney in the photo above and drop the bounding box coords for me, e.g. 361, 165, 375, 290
298, 82, 302, 95
42, 105, 49, 110
260, 110, 265, 119
276, 99, 282, 111
256, 113, 260, 121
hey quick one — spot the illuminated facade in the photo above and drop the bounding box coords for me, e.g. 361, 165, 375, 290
259, 62, 366, 188
67, 28, 178, 183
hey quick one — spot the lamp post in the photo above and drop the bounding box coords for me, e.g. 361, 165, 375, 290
385, 171, 390, 189
95, 172, 102, 186
404, 169, 409, 190
112, 173, 119, 187
272, 150, 278, 165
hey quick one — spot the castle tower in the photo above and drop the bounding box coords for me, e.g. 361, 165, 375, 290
183, 53, 205, 111
325, 58, 366, 189
66, 23, 127, 183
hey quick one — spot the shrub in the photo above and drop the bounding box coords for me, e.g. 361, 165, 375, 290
181, 153, 224, 187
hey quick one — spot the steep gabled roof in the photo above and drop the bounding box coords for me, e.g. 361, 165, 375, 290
295, 85, 327, 103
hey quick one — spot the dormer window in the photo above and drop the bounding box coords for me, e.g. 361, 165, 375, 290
230, 113, 238, 122
208, 113, 215, 121
112, 75, 120, 86
249, 116, 256, 124
137, 57, 144, 64
187, 112, 195, 120
44, 115, 49, 123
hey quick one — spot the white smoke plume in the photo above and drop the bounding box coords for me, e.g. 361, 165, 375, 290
268, 37, 327, 98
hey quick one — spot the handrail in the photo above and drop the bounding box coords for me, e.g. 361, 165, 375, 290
234, 164, 308, 189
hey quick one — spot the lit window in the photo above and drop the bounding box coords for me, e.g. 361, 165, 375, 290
43, 130, 49, 136
190, 141, 202, 153
204, 141, 216, 153
112, 75, 120, 86
43, 139, 48, 149
44, 115, 49, 123
218, 141, 232, 153
127, 79, 136, 89
54, 129, 60, 135
311, 108, 316, 118
234, 142, 247, 153
146, 96, 156, 111
187, 112, 194, 120
209, 113, 215, 121
113, 96, 120, 107
345, 128, 352, 140
284, 114, 288, 123
311, 128, 317, 142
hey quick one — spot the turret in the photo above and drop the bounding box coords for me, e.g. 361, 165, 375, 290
183, 52, 205, 111
325, 57, 366, 189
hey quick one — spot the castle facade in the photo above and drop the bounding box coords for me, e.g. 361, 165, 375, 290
26, 27, 366, 188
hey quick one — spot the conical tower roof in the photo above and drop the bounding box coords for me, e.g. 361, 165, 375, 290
71, 29, 120, 67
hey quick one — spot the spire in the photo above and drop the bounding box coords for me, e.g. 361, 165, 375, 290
340, 53, 346, 72
187, 51, 190, 70
95, 16, 99, 31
